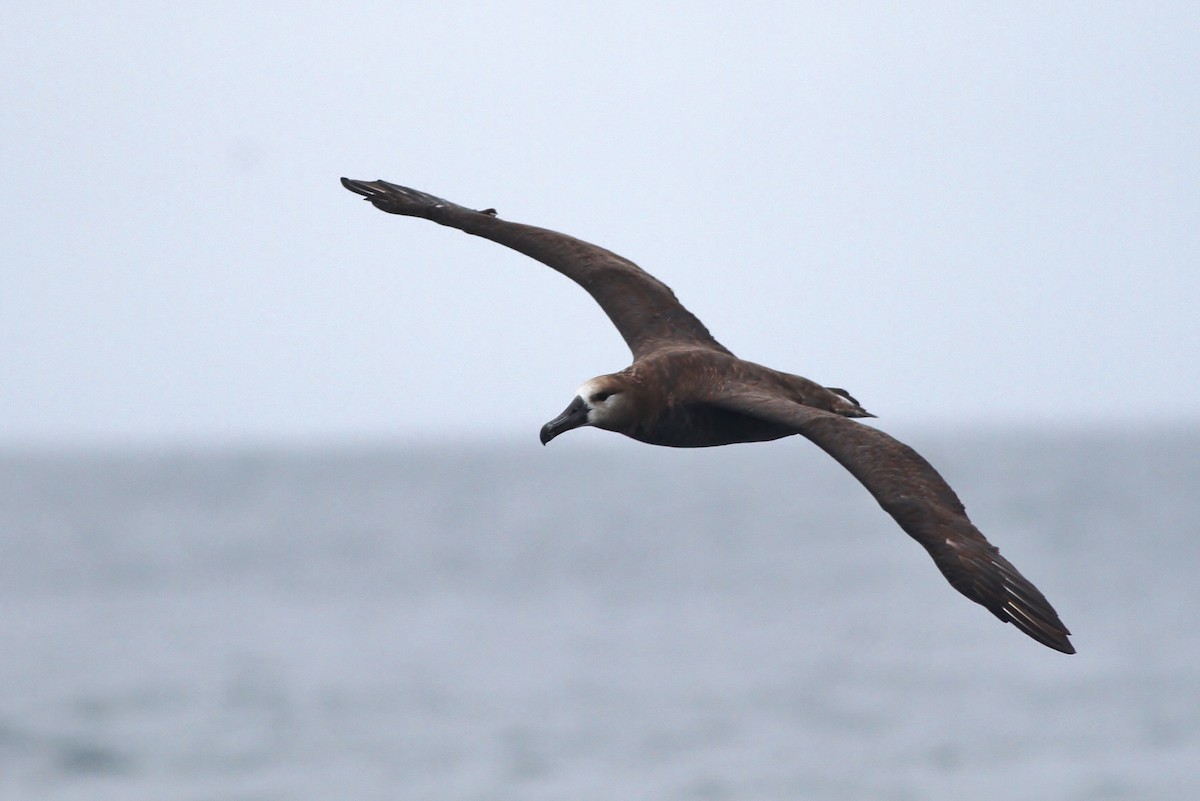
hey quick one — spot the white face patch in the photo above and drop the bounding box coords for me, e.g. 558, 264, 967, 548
575, 379, 605, 423
574, 376, 629, 430
576, 378, 606, 400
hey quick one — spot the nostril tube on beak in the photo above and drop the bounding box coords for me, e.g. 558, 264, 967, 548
539, 395, 588, 445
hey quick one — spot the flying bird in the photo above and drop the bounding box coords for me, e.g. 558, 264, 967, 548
341, 177, 1075, 654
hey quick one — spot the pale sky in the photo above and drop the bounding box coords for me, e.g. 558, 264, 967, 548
3, 4, 1197, 446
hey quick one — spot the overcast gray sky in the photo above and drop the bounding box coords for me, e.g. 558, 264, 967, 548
3, 4, 1197, 446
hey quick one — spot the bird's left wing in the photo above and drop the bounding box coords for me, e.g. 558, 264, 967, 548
341, 178, 732, 360
707, 386, 1075, 653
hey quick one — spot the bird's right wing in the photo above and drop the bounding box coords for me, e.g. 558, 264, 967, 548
708, 385, 1075, 653
341, 178, 731, 360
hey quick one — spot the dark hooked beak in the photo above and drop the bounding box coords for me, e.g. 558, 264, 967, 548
539, 395, 588, 445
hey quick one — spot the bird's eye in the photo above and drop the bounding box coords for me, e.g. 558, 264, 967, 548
593, 392, 611, 403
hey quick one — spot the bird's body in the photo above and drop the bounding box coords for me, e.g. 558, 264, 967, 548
341, 177, 1075, 654
566, 348, 869, 448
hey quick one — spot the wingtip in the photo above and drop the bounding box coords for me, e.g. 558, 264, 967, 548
1020, 616, 1075, 654
1041, 624, 1076, 655
1002, 596, 1075, 654
340, 176, 374, 197
338, 178, 459, 219
1035, 630, 1076, 655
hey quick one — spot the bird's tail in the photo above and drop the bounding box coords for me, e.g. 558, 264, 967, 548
828, 387, 875, 418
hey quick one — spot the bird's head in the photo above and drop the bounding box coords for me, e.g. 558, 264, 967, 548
539, 374, 636, 444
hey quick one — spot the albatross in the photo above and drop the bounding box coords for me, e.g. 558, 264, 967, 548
341, 177, 1075, 654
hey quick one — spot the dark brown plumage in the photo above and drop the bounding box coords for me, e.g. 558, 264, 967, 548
341, 177, 1075, 654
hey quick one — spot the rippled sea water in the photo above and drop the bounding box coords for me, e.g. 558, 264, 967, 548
0, 428, 1196, 800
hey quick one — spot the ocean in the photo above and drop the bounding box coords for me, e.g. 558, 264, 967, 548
0, 428, 1196, 800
